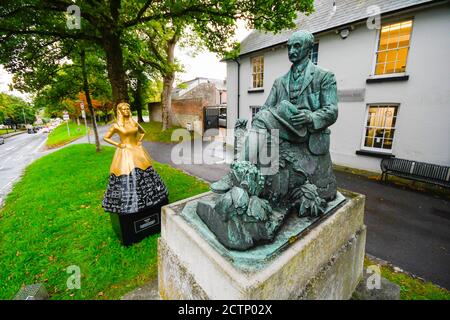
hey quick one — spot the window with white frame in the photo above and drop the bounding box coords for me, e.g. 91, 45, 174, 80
251, 56, 264, 88
374, 20, 413, 75
250, 106, 261, 119
310, 42, 319, 65
363, 104, 399, 151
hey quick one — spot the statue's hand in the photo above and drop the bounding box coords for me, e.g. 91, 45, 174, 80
291, 110, 312, 127
118, 143, 126, 149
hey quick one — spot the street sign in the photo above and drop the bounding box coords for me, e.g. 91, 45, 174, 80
63, 111, 70, 136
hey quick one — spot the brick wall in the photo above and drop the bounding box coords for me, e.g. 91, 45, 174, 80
171, 98, 205, 134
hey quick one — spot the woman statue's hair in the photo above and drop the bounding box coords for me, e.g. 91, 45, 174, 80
116, 102, 135, 127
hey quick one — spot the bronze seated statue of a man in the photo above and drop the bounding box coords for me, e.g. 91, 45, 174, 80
196, 30, 340, 250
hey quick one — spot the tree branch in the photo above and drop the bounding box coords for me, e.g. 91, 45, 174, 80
123, 0, 154, 28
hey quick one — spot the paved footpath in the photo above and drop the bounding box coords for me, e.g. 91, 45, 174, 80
144, 140, 450, 290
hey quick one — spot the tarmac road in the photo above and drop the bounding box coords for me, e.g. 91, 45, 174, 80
0, 131, 48, 205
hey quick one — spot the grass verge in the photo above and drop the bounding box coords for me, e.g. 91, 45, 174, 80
0, 144, 209, 300
46, 121, 87, 148
364, 256, 450, 300
141, 121, 199, 143
0, 129, 25, 135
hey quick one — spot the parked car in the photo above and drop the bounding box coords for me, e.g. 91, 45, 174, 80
218, 107, 227, 128
0, 136, 4, 145
41, 127, 49, 133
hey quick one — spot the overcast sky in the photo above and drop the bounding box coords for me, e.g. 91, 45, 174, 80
0, 21, 252, 101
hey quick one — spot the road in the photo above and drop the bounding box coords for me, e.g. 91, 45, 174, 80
0, 131, 48, 205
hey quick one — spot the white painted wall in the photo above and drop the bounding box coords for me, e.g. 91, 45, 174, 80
226, 3, 450, 172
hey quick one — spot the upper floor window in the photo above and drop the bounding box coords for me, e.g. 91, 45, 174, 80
363, 104, 399, 152
251, 56, 264, 88
310, 42, 319, 65
374, 20, 413, 75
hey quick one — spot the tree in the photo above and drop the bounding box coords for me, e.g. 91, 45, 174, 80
17, 41, 112, 151
0, 93, 35, 127
1, 0, 314, 113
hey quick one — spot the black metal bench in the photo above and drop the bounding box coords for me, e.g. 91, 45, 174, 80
380, 158, 450, 188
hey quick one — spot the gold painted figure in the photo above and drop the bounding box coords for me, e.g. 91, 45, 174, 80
103, 102, 152, 176
102, 103, 168, 245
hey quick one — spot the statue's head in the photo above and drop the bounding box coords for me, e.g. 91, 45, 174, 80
117, 102, 131, 117
116, 102, 132, 126
287, 30, 314, 64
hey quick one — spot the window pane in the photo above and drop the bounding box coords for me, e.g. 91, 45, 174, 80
367, 110, 376, 126
373, 129, 385, 148
396, 47, 409, 70
391, 116, 397, 128
364, 136, 374, 148
376, 20, 412, 75
375, 63, 385, 75
363, 105, 398, 151
385, 62, 395, 74
384, 129, 395, 140
383, 139, 393, 149
310, 43, 319, 65
384, 108, 396, 127
377, 52, 387, 63
386, 50, 397, 62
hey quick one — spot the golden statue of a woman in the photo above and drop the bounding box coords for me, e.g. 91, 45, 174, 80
102, 102, 168, 245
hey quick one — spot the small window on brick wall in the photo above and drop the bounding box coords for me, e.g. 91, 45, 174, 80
363, 104, 399, 151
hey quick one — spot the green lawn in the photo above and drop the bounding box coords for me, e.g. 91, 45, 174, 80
0, 144, 209, 300
364, 257, 450, 300
46, 121, 86, 148
0, 129, 25, 135
141, 121, 198, 143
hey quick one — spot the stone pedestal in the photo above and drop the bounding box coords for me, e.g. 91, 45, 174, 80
158, 189, 366, 300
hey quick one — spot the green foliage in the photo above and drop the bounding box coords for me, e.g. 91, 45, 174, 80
46, 121, 86, 148
1, 0, 315, 104
0, 92, 35, 125
0, 144, 209, 300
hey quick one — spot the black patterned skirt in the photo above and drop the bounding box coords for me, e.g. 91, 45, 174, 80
102, 166, 169, 214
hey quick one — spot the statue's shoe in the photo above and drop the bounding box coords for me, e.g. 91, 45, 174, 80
211, 173, 233, 194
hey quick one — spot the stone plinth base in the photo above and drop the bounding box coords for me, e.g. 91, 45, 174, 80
158, 190, 366, 300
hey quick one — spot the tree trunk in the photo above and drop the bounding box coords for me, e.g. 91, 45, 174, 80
80, 49, 101, 152
133, 77, 144, 123
102, 32, 128, 108
161, 36, 177, 131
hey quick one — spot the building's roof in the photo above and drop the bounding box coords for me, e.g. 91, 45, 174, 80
173, 77, 226, 98
239, 0, 437, 57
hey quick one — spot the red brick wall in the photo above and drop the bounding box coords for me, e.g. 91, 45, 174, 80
171, 98, 205, 134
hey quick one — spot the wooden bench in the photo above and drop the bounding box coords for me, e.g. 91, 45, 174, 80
380, 158, 450, 188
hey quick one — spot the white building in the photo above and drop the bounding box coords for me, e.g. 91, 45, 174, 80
225, 0, 450, 173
